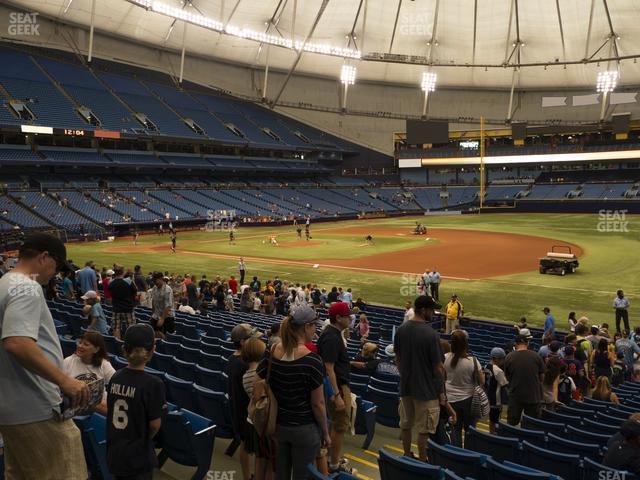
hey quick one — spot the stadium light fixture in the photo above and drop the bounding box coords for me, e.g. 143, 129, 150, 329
421, 71, 437, 92
128, 0, 361, 59
596, 70, 618, 93
340, 64, 356, 85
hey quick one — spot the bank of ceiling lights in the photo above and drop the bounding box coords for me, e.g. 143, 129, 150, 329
596, 70, 618, 93
421, 71, 437, 92
340, 65, 357, 85
130, 0, 361, 59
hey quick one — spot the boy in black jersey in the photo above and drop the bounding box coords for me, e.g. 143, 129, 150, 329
107, 324, 166, 480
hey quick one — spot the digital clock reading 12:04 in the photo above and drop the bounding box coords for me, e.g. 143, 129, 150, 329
55, 128, 94, 137
64, 129, 86, 136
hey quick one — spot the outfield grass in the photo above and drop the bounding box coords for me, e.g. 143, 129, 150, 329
66, 213, 639, 329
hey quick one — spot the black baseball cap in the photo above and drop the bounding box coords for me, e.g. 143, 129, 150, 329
19, 232, 71, 273
124, 324, 156, 351
414, 295, 442, 310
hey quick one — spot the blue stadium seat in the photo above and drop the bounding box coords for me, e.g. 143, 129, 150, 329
350, 381, 368, 398
546, 433, 601, 460
443, 470, 466, 480
426, 440, 486, 479
582, 418, 620, 436
173, 357, 196, 382
607, 406, 635, 419
158, 409, 216, 480
194, 365, 228, 392
150, 351, 175, 374
497, 422, 547, 447
486, 458, 555, 480
465, 425, 521, 463
193, 384, 233, 438
197, 350, 222, 371
82, 413, 112, 480
377, 448, 442, 480
354, 397, 377, 450
521, 415, 565, 435
521, 441, 581, 480
595, 411, 624, 426
164, 373, 196, 411
367, 385, 399, 428
540, 410, 583, 428
59, 336, 77, 357
565, 425, 610, 447
177, 344, 200, 363
157, 340, 180, 356
113, 356, 128, 370
558, 405, 597, 417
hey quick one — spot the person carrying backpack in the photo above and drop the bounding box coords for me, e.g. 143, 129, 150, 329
485, 348, 509, 434
612, 352, 627, 387
557, 364, 577, 404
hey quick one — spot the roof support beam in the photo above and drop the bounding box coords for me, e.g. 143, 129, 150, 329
388, 0, 403, 54
87, 0, 96, 62
360, 0, 368, 52
224, 0, 243, 29
555, 0, 566, 63
348, 0, 365, 50
584, 0, 596, 60
270, 0, 330, 108
291, 0, 297, 44
178, 22, 187, 83
507, 68, 519, 121
472, 0, 478, 64
503, 0, 515, 64
427, 0, 440, 63
602, 0, 620, 62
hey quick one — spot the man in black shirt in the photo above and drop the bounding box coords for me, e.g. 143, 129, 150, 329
228, 323, 262, 480
107, 324, 165, 480
318, 301, 352, 473
503, 333, 545, 425
604, 420, 640, 475
109, 265, 138, 339
186, 275, 199, 309
394, 295, 444, 461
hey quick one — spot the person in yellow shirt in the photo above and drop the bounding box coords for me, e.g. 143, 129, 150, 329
445, 294, 464, 333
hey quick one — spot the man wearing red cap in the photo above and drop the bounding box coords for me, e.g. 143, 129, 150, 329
318, 302, 353, 474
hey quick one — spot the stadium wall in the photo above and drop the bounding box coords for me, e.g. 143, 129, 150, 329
2, 4, 640, 156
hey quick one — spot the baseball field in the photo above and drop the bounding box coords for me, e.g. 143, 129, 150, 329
66, 213, 639, 329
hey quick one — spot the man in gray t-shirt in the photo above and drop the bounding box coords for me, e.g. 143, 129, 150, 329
0, 233, 90, 478
150, 271, 175, 335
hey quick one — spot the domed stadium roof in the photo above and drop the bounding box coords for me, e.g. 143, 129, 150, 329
9, 0, 640, 90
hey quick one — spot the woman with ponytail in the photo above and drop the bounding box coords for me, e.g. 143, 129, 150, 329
256, 305, 330, 480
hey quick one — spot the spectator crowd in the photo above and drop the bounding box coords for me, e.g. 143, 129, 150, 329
0, 232, 639, 479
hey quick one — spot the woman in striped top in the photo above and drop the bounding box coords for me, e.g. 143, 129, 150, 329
257, 306, 330, 480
